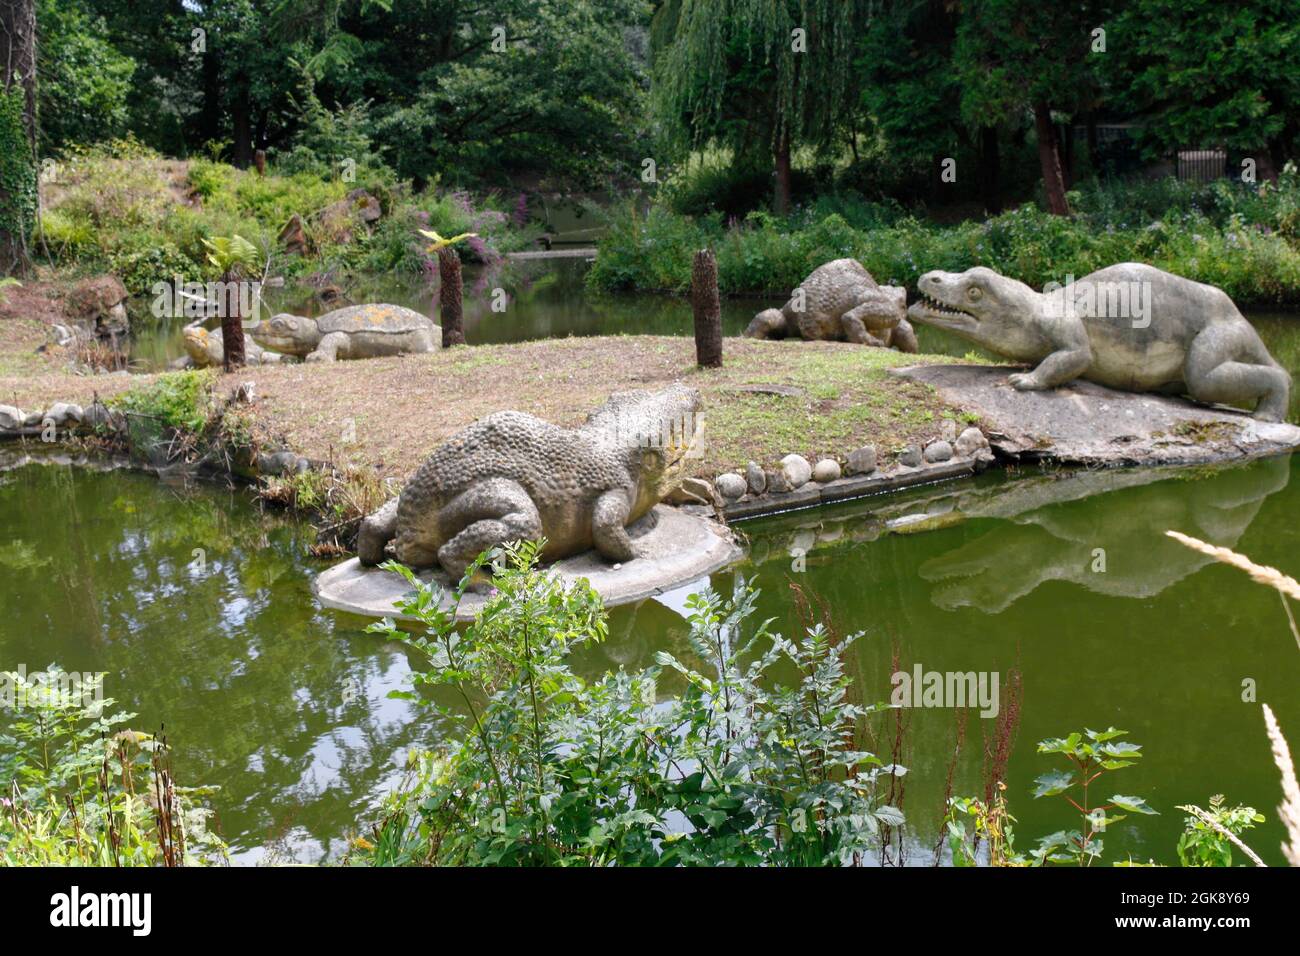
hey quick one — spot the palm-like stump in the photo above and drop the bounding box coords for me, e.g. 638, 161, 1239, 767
438, 248, 465, 347
692, 248, 722, 368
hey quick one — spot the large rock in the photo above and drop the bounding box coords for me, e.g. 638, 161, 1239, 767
955, 426, 989, 458
894, 364, 1300, 465
846, 446, 877, 475
321, 506, 742, 623
779, 453, 812, 488
0, 405, 24, 431
923, 440, 953, 463
714, 473, 747, 500
812, 458, 842, 482
745, 461, 767, 495
67, 275, 129, 339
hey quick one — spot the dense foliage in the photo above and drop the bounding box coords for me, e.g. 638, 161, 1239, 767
0, 667, 226, 866
589, 170, 1300, 305
356, 543, 903, 866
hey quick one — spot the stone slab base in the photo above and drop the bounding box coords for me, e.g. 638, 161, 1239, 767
893, 364, 1300, 466
313, 504, 743, 621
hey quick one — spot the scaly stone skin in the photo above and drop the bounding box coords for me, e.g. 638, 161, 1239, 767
745, 258, 917, 352
183, 325, 288, 367
357, 384, 705, 577
250, 303, 438, 362
908, 263, 1292, 422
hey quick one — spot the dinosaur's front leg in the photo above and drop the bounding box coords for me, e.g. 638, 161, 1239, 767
306, 331, 349, 362
1009, 345, 1093, 390
591, 489, 636, 563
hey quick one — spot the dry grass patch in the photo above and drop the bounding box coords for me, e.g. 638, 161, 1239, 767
1, 335, 973, 480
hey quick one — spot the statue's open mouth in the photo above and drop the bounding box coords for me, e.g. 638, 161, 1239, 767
908, 293, 978, 331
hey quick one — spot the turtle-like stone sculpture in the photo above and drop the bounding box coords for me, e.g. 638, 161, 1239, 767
182, 324, 290, 367
250, 303, 439, 362
908, 263, 1291, 421
745, 258, 917, 352
357, 384, 704, 577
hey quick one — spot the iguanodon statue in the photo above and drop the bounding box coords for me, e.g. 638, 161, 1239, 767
907, 263, 1291, 421
357, 385, 703, 577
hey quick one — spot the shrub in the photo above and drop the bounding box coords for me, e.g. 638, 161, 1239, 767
354, 542, 902, 867
0, 666, 225, 866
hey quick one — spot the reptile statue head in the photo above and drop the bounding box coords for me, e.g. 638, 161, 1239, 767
250, 313, 323, 357
583, 383, 704, 510
908, 267, 1047, 361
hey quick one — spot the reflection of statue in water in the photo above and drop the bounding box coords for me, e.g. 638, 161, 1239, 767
918, 456, 1290, 613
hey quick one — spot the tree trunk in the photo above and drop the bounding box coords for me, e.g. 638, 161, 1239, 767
978, 126, 1001, 214
773, 129, 792, 216
692, 249, 722, 369
200, 46, 221, 149
438, 248, 465, 346
1085, 111, 1099, 174
0, 0, 37, 275
1060, 119, 1075, 188
232, 86, 252, 168
1033, 102, 1070, 216
220, 270, 246, 371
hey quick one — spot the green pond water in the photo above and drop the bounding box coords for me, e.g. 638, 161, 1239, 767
1, 452, 1298, 865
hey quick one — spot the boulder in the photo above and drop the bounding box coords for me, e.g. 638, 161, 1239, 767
766, 469, 792, 494
80, 403, 115, 430
779, 453, 812, 489
923, 440, 954, 463
279, 214, 309, 255
0, 405, 24, 431
667, 477, 716, 506
812, 458, 842, 482
845, 446, 877, 475
67, 275, 130, 337
348, 188, 383, 223
745, 461, 767, 495
899, 444, 922, 468
258, 450, 300, 476
955, 426, 989, 458
714, 473, 747, 500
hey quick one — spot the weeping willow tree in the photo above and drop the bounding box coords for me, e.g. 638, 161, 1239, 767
652, 0, 873, 214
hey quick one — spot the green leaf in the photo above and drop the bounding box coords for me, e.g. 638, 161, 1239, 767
1033, 770, 1076, 798
1109, 794, 1158, 815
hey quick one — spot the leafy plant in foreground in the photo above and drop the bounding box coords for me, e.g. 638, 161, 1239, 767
1176, 796, 1265, 867
357, 543, 902, 866
0, 667, 225, 866
1031, 727, 1157, 865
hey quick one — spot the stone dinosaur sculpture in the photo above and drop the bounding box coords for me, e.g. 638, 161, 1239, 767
357, 384, 704, 577
745, 258, 917, 352
250, 303, 438, 362
908, 263, 1291, 421
182, 324, 290, 367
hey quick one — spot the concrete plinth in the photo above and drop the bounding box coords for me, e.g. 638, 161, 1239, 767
313, 505, 743, 621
